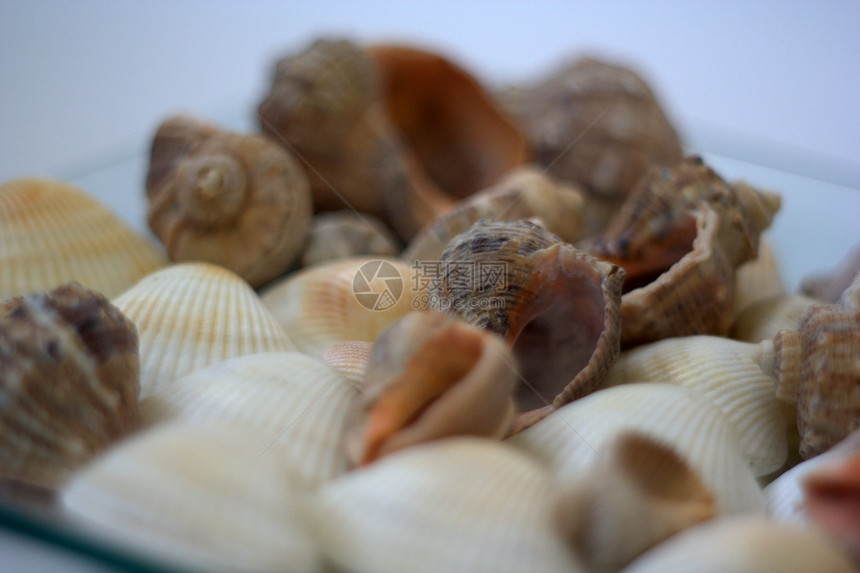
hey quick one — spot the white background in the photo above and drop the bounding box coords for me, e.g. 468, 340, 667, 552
0, 2, 859, 569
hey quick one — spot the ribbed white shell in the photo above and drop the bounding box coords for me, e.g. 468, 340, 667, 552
0, 177, 167, 299
310, 437, 585, 573
507, 383, 766, 515
113, 262, 295, 398
260, 256, 423, 356
60, 421, 322, 573
141, 352, 358, 488
604, 335, 792, 476
621, 517, 855, 573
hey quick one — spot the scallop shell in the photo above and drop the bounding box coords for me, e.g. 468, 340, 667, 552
309, 437, 585, 573
260, 256, 424, 356
604, 335, 793, 476
61, 421, 322, 573
585, 156, 781, 347
318, 340, 374, 389
558, 431, 716, 573
402, 165, 586, 264
499, 56, 683, 235
0, 177, 167, 299
428, 219, 624, 428
730, 293, 819, 343
507, 383, 767, 515
145, 114, 312, 288
300, 210, 401, 268
732, 238, 786, 319
0, 282, 138, 489
621, 517, 856, 573
113, 262, 295, 399
346, 311, 517, 466
140, 352, 357, 488
755, 302, 860, 458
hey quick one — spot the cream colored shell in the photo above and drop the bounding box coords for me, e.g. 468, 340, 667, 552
0, 177, 167, 299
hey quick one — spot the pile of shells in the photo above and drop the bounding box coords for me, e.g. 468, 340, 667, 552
1, 36, 859, 573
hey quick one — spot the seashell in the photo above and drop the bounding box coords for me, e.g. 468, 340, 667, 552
585, 156, 781, 347
428, 219, 624, 428
0, 177, 167, 300
61, 421, 322, 573
0, 282, 138, 489
318, 340, 374, 389
507, 383, 767, 515
755, 302, 860, 458
558, 431, 716, 573
140, 352, 357, 489
260, 256, 424, 356
309, 437, 585, 573
113, 262, 295, 399
300, 210, 401, 268
800, 244, 860, 304
346, 311, 517, 466
840, 266, 860, 311
620, 516, 857, 573
732, 238, 786, 319
730, 293, 819, 343
145, 114, 312, 288
499, 56, 683, 235
368, 43, 530, 239
402, 165, 587, 264
604, 335, 793, 476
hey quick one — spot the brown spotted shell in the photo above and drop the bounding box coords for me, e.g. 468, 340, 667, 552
755, 303, 860, 459
499, 56, 683, 235
429, 219, 624, 429
585, 156, 781, 347
347, 310, 517, 465
0, 282, 139, 489
146, 114, 312, 289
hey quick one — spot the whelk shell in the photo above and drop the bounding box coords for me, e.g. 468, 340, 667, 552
145, 114, 312, 288
346, 311, 517, 466
113, 262, 295, 399
0, 282, 138, 489
429, 219, 624, 428
61, 421, 321, 573
0, 177, 167, 299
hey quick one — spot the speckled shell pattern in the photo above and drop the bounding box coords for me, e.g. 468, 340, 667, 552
0, 178, 167, 300
0, 282, 139, 489
429, 219, 624, 427
145, 114, 312, 289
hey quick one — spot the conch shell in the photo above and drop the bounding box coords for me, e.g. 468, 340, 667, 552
0, 177, 167, 299
429, 219, 624, 428
346, 311, 517, 466
0, 282, 139, 489
145, 114, 312, 288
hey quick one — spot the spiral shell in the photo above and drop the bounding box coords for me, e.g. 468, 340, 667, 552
0, 177, 167, 299
113, 262, 295, 399
429, 219, 624, 428
145, 114, 312, 288
0, 282, 139, 489
300, 210, 401, 268
346, 311, 517, 465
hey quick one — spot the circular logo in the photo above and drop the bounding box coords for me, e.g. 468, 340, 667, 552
352, 260, 403, 311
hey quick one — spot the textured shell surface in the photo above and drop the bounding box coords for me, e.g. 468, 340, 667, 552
0, 282, 139, 489
347, 310, 517, 466
730, 293, 819, 343
299, 210, 401, 268
309, 437, 585, 573
260, 256, 424, 356
756, 302, 860, 458
507, 383, 766, 516
140, 351, 358, 488
113, 262, 295, 399
430, 219, 624, 429
604, 334, 792, 476
60, 421, 322, 573
318, 340, 374, 390
0, 177, 167, 300
620, 516, 857, 573
402, 165, 586, 264
145, 114, 313, 289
